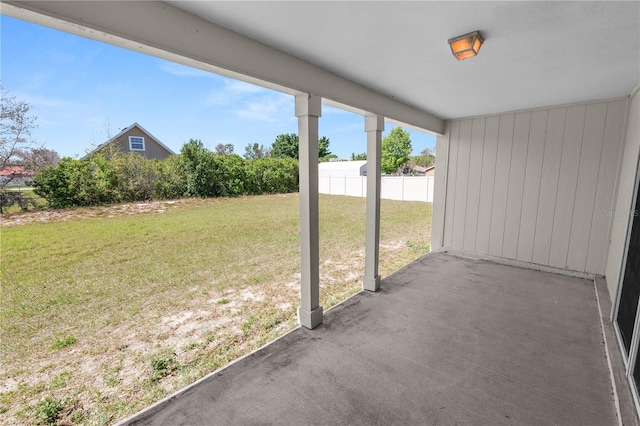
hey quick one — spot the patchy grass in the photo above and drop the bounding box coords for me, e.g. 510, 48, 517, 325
1, 194, 431, 424
50, 335, 77, 350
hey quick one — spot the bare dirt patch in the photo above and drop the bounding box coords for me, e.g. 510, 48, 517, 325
0, 200, 192, 226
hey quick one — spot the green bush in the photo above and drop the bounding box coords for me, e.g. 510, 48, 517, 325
32, 158, 109, 208
31, 142, 300, 209
112, 153, 161, 202
155, 155, 187, 199
245, 157, 299, 194
212, 154, 246, 197
181, 139, 216, 197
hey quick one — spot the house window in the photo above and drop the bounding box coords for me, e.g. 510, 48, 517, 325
129, 136, 145, 151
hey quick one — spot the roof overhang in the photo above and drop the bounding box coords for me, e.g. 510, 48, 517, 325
1, 1, 445, 135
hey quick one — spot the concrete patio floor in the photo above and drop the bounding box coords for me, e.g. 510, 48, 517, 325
123, 253, 636, 425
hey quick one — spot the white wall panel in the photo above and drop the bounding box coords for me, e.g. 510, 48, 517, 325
488, 114, 515, 257
463, 119, 485, 252
607, 92, 639, 301
503, 112, 531, 259
588, 100, 627, 275
431, 127, 450, 250
517, 110, 547, 262
549, 105, 586, 269
436, 98, 628, 275
567, 102, 608, 271
476, 116, 500, 254
443, 122, 459, 249
532, 108, 566, 265
452, 120, 472, 251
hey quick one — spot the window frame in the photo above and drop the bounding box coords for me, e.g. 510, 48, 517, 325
129, 136, 146, 151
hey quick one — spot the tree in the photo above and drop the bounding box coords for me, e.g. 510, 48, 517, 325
381, 127, 412, 175
17, 148, 60, 172
0, 88, 44, 212
243, 143, 271, 160
351, 152, 367, 161
318, 136, 332, 159
215, 143, 235, 155
411, 147, 435, 168
271, 133, 332, 160
271, 133, 299, 159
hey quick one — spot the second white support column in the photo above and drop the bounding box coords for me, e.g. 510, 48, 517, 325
296, 93, 323, 329
364, 113, 384, 292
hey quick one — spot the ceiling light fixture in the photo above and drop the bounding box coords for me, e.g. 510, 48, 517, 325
448, 31, 483, 60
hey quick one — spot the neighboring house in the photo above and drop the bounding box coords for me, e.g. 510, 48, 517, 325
424, 165, 434, 177
410, 165, 427, 175
86, 122, 175, 160
318, 160, 367, 177
0, 166, 35, 186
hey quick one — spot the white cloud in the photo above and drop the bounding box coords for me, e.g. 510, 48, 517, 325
205, 78, 271, 106
234, 93, 292, 122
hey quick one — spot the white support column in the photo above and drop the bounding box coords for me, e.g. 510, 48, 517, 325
364, 113, 384, 292
296, 93, 323, 329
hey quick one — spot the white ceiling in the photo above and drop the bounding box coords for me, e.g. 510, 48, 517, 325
168, 1, 640, 120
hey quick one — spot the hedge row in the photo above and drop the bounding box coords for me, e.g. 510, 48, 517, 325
32, 140, 299, 209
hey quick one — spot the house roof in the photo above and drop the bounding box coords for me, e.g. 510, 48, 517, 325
87, 122, 177, 156
0, 166, 34, 176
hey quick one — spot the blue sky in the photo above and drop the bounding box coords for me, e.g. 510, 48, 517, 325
1, 15, 436, 159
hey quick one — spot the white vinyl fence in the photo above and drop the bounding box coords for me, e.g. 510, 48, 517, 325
319, 175, 434, 202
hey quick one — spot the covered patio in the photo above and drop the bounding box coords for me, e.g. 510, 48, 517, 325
3, 1, 639, 424
122, 253, 633, 425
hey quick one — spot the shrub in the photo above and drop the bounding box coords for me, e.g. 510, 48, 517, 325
181, 139, 216, 197
155, 155, 187, 199
111, 153, 161, 202
34, 397, 65, 425
245, 157, 299, 195
212, 154, 245, 197
32, 142, 300, 209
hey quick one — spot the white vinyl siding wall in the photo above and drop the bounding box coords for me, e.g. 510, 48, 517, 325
607, 89, 640, 303
432, 98, 628, 276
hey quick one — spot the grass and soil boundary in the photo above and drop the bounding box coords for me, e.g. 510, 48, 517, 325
1, 194, 431, 425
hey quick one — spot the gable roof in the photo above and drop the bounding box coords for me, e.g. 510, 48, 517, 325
0, 166, 35, 176
86, 122, 177, 157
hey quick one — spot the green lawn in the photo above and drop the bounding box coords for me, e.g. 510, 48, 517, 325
1, 194, 431, 425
